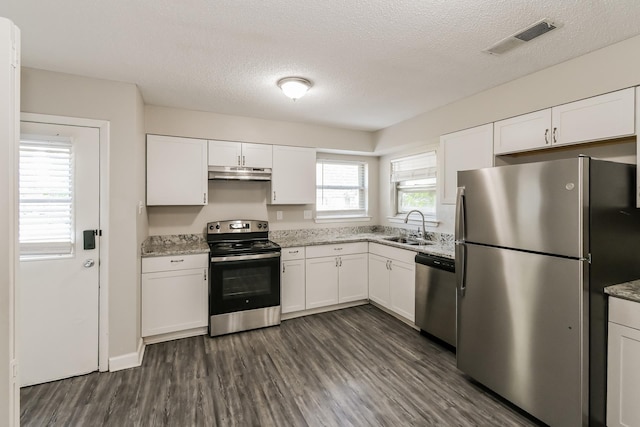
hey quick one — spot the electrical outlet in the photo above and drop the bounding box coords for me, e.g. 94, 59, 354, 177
303, 210, 312, 220
276, 211, 283, 220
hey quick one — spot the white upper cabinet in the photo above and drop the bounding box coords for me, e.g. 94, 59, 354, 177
146, 135, 208, 206
494, 88, 635, 155
207, 140, 272, 168
440, 123, 494, 205
270, 145, 316, 205
494, 109, 552, 154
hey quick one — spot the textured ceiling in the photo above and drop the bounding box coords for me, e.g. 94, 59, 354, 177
3, 1, 640, 131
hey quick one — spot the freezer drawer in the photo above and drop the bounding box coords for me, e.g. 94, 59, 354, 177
456, 243, 587, 427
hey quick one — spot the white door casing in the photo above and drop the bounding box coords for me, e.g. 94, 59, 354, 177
19, 121, 100, 386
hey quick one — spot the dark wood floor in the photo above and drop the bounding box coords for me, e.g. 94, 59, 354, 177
21, 305, 541, 426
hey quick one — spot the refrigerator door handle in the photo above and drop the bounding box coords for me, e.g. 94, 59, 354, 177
455, 186, 466, 243
455, 242, 467, 297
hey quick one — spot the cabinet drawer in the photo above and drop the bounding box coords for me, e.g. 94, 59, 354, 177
281, 246, 305, 261
369, 243, 416, 264
305, 242, 368, 258
142, 253, 209, 273
610, 297, 640, 331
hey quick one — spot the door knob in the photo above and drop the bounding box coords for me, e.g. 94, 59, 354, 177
84, 259, 95, 268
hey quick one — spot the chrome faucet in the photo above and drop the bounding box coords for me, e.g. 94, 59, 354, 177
404, 210, 426, 239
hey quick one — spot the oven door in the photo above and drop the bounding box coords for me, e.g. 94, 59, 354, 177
209, 252, 281, 315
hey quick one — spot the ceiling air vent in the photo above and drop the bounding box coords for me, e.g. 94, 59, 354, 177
484, 19, 558, 55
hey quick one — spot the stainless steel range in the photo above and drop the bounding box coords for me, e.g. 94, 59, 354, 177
207, 219, 281, 336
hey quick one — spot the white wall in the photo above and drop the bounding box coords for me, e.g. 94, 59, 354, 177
145, 107, 379, 235
0, 17, 19, 427
145, 105, 375, 152
376, 34, 640, 234
21, 68, 146, 360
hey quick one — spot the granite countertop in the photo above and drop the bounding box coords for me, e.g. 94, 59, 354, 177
142, 230, 455, 259
141, 234, 210, 257
270, 232, 454, 259
605, 280, 640, 304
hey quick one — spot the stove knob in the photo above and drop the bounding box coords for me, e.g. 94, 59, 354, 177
215, 224, 220, 230
262, 223, 268, 230
257, 223, 262, 229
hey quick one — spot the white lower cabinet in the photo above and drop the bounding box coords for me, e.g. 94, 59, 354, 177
368, 243, 416, 322
141, 254, 208, 338
607, 297, 640, 427
305, 243, 368, 310
281, 247, 306, 314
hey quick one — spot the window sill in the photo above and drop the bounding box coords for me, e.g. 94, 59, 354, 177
387, 216, 440, 227
315, 216, 372, 224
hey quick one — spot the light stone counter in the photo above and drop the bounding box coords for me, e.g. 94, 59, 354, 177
141, 226, 455, 260
605, 280, 640, 304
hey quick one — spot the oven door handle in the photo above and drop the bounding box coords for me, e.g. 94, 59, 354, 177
210, 252, 281, 262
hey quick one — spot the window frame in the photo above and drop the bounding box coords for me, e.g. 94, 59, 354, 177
19, 135, 75, 260
315, 159, 369, 220
391, 150, 438, 220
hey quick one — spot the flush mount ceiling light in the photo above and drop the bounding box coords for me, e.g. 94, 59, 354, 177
277, 77, 313, 100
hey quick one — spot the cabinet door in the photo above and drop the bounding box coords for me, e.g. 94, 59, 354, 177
440, 123, 494, 205
368, 254, 390, 309
338, 253, 368, 303
494, 109, 551, 155
142, 268, 208, 337
389, 259, 416, 322
281, 259, 305, 314
208, 140, 242, 167
607, 321, 640, 427
552, 88, 635, 147
241, 143, 272, 168
271, 145, 316, 204
147, 135, 208, 206
305, 257, 338, 309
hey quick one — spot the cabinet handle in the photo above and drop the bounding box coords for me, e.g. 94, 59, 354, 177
552, 127, 558, 143
170, 259, 184, 263
389, 260, 392, 271
204, 270, 207, 281
544, 129, 549, 144
203, 193, 207, 204
335, 258, 339, 267
339, 257, 342, 267
237, 155, 241, 166
282, 264, 286, 273
289, 250, 299, 254
273, 191, 276, 201
385, 260, 390, 270
334, 247, 343, 251
242, 155, 246, 166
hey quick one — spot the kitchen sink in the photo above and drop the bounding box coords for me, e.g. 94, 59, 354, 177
383, 236, 434, 246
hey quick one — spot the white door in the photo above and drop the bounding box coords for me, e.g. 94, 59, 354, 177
19, 122, 100, 387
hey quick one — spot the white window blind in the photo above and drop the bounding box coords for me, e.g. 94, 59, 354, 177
19, 138, 74, 257
316, 160, 367, 217
391, 151, 437, 216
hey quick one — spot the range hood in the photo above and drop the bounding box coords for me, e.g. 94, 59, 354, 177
208, 166, 271, 181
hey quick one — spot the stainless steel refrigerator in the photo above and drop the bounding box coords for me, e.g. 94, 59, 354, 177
455, 156, 640, 427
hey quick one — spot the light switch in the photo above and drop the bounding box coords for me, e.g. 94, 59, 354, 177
138, 201, 144, 215
276, 211, 283, 220
303, 210, 312, 219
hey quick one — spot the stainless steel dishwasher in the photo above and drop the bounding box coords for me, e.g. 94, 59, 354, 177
415, 253, 456, 348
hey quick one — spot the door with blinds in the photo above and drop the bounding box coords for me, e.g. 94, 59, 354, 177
19, 122, 100, 386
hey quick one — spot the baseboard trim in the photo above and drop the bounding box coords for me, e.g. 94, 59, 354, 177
143, 327, 208, 345
282, 300, 368, 320
109, 338, 145, 372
